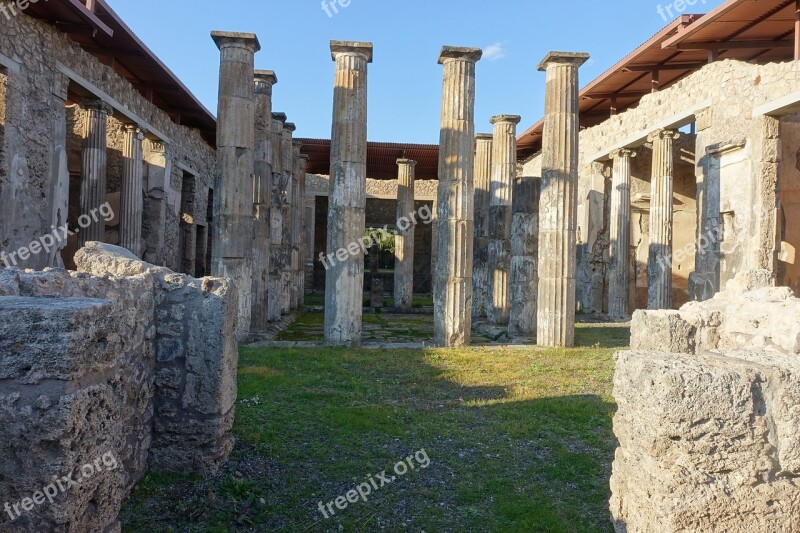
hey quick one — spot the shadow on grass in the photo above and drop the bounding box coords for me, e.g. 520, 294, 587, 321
121, 345, 618, 533
575, 325, 631, 349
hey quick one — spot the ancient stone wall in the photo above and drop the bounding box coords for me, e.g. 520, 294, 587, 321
0, 12, 215, 271
0, 243, 237, 532
523, 59, 800, 311
611, 270, 800, 531
74, 243, 239, 473
0, 266, 155, 532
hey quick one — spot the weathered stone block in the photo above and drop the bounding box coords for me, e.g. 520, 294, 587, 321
613, 270, 800, 531
74, 242, 239, 475
611, 349, 800, 532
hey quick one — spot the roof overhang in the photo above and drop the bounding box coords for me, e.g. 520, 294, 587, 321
299, 139, 440, 181
26, 0, 217, 145
518, 0, 799, 161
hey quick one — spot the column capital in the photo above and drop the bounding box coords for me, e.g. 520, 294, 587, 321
254, 70, 277, 94
124, 123, 147, 139
397, 158, 417, 167
476, 133, 494, 142
284, 122, 297, 133
647, 129, 681, 142
81, 99, 113, 116
438, 46, 482, 65
537, 51, 590, 72
490, 114, 522, 126
271, 112, 287, 124
330, 41, 373, 63
610, 148, 637, 160
211, 31, 261, 52
148, 139, 169, 154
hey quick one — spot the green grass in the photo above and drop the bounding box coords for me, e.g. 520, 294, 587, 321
120, 325, 626, 532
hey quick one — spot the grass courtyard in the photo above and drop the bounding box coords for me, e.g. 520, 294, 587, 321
120, 324, 627, 532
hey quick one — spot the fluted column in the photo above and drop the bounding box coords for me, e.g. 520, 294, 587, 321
290, 140, 302, 310
509, 176, 541, 338
394, 159, 417, 310
472, 133, 493, 319
142, 139, 170, 265
268, 112, 287, 321
120, 124, 145, 256
252, 70, 277, 332
210, 31, 260, 339
536, 51, 589, 348
434, 46, 482, 348
487, 115, 521, 325
608, 148, 636, 319
78, 99, 112, 247
280, 122, 296, 315
647, 129, 680, 310
305, 193, 317, 294
297, 154, 309, 307
324, 41, 373, 347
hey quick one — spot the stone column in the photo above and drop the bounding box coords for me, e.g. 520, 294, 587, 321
487, 115, 521, 326
210, 31, 260, 339
78, 100, 112, 248
142, 140, 170, 265
280, 123, 296, 315
647, 129, 680, 310
509, 176, 541, 338
472, 133, 493, 319
268, 112, 286, 321
252, 70, 277, 332
305, 194, 317, 293
325, 41, 372, 347
297, 155, 309, 308
46, 73, 71, 268
394, 158, 417, 311
290, 141, 304, 310
119, 124, 145, 257
608, 148, 636, 319
434, 46, 482, 348
536, 52, 589, 348
370, 242, 383, 308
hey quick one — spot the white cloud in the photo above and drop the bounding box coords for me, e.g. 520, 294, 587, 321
483, 42, 506, 62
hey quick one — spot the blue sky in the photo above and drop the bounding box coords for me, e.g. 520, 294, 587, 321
107, 0, 726, 144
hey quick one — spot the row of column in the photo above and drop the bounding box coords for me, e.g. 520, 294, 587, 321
607, 130, 680, 318
212, 31, 309, 339
434, 49, 589, 348
76, 100, 156, 263
318, 44, 592, 348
